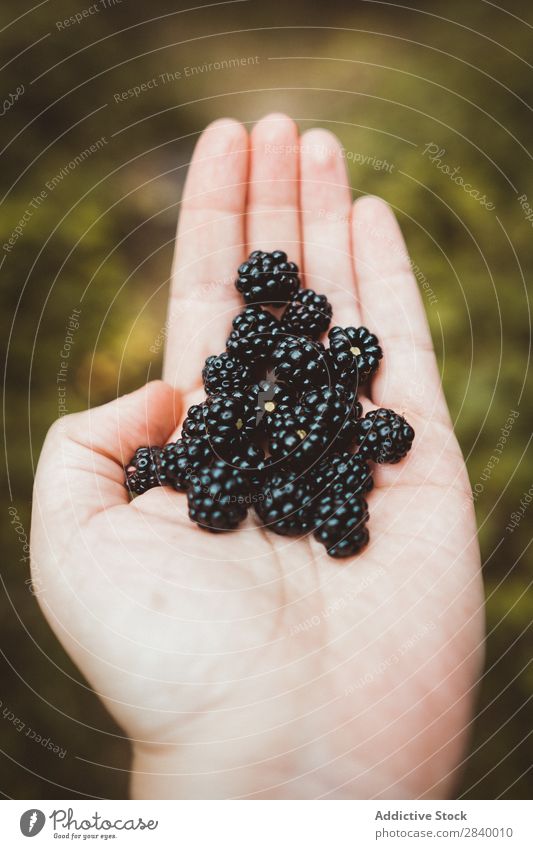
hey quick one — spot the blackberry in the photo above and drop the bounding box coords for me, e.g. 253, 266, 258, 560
235, 249, 300, 305
355, 408, 415, 464
328, 326, 383, 388
125, 248, 417, 557
157, 438, 213, 492
313, 495, 369, 558
227, 440, 266, 490
182, 402, 209, 440
187, 460, 249, 532
246, 379, 297, 431
282, 289, 332, 340
268, 409, 331, 470
226, 305, 281, 362
156, 441, 189, 491
299, 386, 362, 448
255, 466, 315, 536
271, 336, 329, 391
183, 434, 218, 470
124, 446, 161, 495
318, 451, 374, 498
202, 352, 251, 396
205, 395, 256, 443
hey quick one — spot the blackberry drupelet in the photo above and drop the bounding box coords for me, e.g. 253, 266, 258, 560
328, 326, 383, 388
124, 446, 161, 495
282, 289, 332, 340
226, 305, 281, 362
313, 495, 369, 558
235, 249, 300, 305
202, 352, 251, 396
187, 460, 250, 532
355, 408, 415, 464
255, 466, 315, 536
271, 336, 329, 391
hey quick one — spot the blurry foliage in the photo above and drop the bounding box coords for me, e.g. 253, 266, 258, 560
1, 0, 531, 799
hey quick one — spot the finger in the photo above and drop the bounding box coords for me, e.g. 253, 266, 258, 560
246, 113, 301, 265
32, 382, 180, 551
352, 196, 451, 424
163, 119, 249, 391
300, 128, 361, 326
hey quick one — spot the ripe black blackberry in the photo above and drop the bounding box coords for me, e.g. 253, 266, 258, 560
328, 326, 383, 388
187, 459, 250, 532
227, 440, 266, 490
156, 437, 213, 492
124, 446, 162, 495
183, 434, 218, 470
246, 379, 297, 432
202, 352, 251, 396
271, 336, 329, 391
204, 395, 256, 444
182, 402, 209, 440
235, 249, 300, 305
313, 495, 369, 558
319, 451, 374, 498
156, 441, 188, 491
226, 305, 281, 362
282, 289, 332, 340
268, 409, 331, 470
299, 386, 362, 448
355, 408, 414, 464
125, 248, 418, 558
255, 466, 315, 536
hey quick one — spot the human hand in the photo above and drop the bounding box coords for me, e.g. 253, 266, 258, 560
31, 114, 484, 799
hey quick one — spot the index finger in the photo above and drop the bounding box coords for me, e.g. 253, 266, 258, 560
163, 119, 249, 392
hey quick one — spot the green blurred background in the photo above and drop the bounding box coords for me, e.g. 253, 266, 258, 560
1, 0, 531, 798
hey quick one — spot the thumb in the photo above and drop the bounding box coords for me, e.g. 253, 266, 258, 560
32, 381, 181, 542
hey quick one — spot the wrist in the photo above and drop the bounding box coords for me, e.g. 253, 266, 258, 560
129, 688, 332, 799
131, 726, 317, 800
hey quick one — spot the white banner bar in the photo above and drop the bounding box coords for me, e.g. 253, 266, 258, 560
2, 799, 531, 848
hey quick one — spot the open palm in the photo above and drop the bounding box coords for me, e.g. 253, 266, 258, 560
31, 114, 484, 799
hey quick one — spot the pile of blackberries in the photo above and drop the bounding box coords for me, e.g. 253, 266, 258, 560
125, 250, 414, 558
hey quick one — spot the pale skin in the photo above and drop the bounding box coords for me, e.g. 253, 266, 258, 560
31, 114, 484, 799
